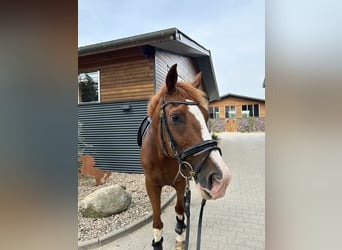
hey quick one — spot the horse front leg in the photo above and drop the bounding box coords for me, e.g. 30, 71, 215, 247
145, 180, 164, 250
174, 180, 186, 250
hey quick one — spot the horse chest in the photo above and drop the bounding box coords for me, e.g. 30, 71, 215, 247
144, 160, 178, 185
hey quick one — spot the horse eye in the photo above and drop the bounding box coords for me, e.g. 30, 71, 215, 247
170, 114, 183, 124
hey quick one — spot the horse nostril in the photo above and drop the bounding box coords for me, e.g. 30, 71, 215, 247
208, 172, 222, 189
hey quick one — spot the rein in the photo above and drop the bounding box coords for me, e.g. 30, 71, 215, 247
159, 94, 222, 250
183, 179, 206, 250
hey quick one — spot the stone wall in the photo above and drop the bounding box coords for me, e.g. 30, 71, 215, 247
209, 117, 265, 132
209, 119, 225, 133
237, 117, 265, 132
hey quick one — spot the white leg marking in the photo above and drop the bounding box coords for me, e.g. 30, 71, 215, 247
153, 228, 163, 242
176, 231, 185, 242
176, 213, 184, 221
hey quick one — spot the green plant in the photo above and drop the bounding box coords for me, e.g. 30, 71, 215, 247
247, 117, 256, 132
240, 128, 248, 133
211, 133, 219, 141
78, 120, 93, 156
208, 119, 214, 133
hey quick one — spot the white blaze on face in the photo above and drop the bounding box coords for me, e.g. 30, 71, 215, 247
186, 100, 231, 199
186, 100, 212, 140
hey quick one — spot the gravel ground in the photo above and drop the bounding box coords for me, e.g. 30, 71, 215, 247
78, 172, 174, 242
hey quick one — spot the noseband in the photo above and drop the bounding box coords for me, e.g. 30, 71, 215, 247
159, 95, 222, 181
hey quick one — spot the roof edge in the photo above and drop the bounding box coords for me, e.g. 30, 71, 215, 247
79, 28, 210, 57
212, 93, 265, 102
79, 28, 178, 56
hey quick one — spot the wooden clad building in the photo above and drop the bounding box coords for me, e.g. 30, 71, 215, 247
209, 93, 265, 132
78, 28, 220, 173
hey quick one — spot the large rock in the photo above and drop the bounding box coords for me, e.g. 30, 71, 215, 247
80, 184, 132, 218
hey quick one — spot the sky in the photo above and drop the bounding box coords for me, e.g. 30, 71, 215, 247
78, 0, 265, 99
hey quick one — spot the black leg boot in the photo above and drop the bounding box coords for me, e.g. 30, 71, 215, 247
175, 216, 186, 234
151, 237, 163, 250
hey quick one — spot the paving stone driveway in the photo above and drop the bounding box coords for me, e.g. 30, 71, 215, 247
96, 132, 265, 250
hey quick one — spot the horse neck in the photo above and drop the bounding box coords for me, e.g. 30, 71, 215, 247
148, 117, 164, 158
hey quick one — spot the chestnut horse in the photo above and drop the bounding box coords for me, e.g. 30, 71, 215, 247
138, 64, 231, 250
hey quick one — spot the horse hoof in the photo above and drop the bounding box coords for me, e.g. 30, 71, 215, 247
175, 240, 184, 250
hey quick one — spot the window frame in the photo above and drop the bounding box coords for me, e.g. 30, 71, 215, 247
225, 105, 236, 118
241, 104, 260, 118
209, 106, 220, 119
78, 70, 101, 104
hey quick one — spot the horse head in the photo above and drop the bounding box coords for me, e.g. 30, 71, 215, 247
159, 64, 231, 200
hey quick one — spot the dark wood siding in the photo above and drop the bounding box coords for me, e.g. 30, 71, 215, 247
78, 100, 148, 173
155, 50, 199, 92
79, 47, 154, 102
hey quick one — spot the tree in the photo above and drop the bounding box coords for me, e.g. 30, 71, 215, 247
79, 73, 98, 102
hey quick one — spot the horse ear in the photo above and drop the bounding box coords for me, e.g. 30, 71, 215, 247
192, 72, 202, 89
166, 64, 178, 93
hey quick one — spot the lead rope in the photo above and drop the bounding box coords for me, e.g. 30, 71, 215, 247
183, 179, 207, 250
196, 199, 206, 250
184, 180, 191, 250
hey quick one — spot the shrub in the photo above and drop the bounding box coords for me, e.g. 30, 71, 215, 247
211, 133, 219, 141
247, 117, 256, 132
240, 128, 248, 133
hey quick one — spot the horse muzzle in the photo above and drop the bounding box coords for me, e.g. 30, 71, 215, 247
195, 151, 231, 200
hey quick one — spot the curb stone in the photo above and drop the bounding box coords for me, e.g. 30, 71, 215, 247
78, 190, 176, 250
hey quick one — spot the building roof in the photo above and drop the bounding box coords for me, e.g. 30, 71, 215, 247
212, 93, 265, 103
78, 28, 220, 100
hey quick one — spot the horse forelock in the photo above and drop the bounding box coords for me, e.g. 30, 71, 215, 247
175, 82, 208, 108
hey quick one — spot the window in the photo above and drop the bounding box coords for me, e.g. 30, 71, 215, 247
253, 104, 259, 117
209, 106, 220, 119
241, 104, 260, 118
241, 105, 249, 118
78, 71, 100, 103
225, 106, 236, 118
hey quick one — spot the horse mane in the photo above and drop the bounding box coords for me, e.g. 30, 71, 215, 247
147, 81, 208, 118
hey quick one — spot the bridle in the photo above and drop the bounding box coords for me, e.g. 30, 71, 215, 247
159, 94, 222, 250
159, 95, 222, 181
